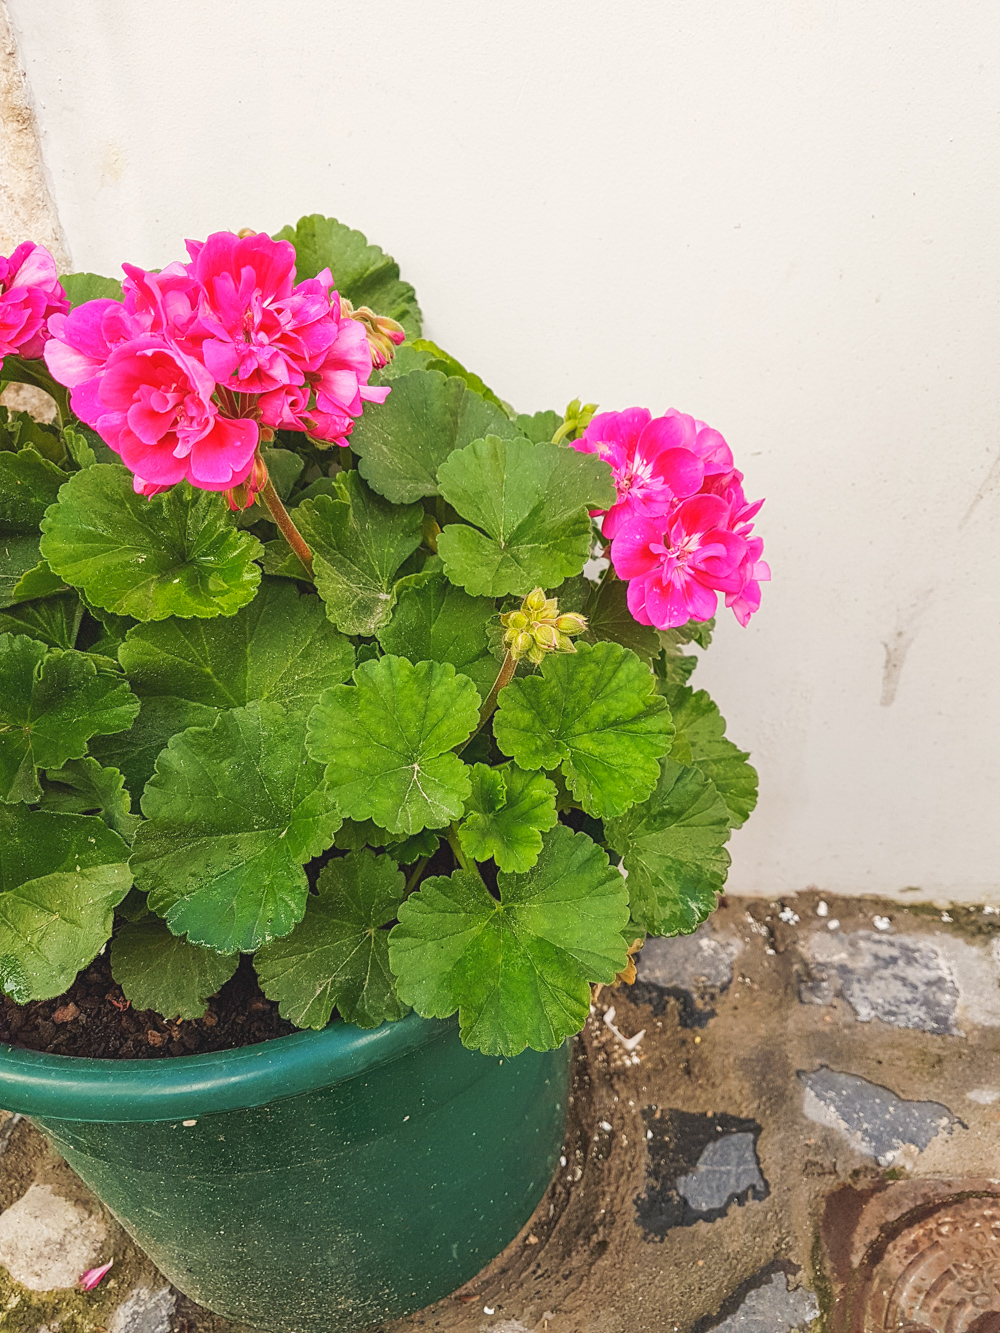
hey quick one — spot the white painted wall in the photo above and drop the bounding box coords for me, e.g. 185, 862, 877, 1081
7, 1, 999, 900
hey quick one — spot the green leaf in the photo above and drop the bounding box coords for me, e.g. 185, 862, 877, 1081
578, 575, 659, 663
255, 849, 409, 1030
389, 824, 629, 1056
307, 655, 480, 836
493, 641, 673, 818
0, 534, 45, 608
458, 764, 558, 872
90, 697, 216, 806
655, 648, 699, 690
376, 571, 498, 697
0, 634, 140, 803
0, 448, 67, 529
662, 686, 758, 827
108, 580, 353, 802
409, 340, 509, 413
111, 915, 238, 1020
605, 759, 732, 937
0, 593, 82, 648
436, 436, 616, 597
348, 370, 521, 504
0, 806, 131, 1002
0, 402, 66, 463
59, 272, 124, 307
274, 214, 421, 339
515, 410, 561, 444
63, 424, 119, 469
11, 560, 68, 602
40, 464, 263, 622
40, 757, 139, 842
131, 701, 341, 954
278, 474, 423, 635
119, 577, 354, 712
385, 828, 440, 864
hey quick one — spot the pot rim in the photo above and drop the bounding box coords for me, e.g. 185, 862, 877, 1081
0, 1011, 446, 1123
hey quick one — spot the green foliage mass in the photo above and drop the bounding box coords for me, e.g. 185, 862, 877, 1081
0, 213, 757, 1056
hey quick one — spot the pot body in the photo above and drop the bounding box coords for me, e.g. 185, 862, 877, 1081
0, 1016, 569, 1333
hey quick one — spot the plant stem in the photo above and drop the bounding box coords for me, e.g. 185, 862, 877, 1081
260, 477, 314, 577
446, 823, 470, 872
404, 856, 430, 897
476, 650, 516, 731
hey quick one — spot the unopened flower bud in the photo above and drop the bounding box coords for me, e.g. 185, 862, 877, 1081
225, 451, 269, 513
341, 298, 406, 368
501, 610, 529, 631
511, 631, 533, 658
556, 613, 587, 636
533, 623, 559, 650
554, 632, 577, 653
524, 587, 547, 615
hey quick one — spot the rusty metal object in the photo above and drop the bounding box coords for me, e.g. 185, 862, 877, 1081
824, 1184, 1000, 1332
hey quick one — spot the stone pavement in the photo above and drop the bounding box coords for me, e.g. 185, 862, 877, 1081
5, 891, 1000, 1333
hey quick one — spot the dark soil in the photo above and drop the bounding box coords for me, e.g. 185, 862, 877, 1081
0, 954, 298, 1059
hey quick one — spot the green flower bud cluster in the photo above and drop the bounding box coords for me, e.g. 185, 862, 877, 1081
551, 397, 599, 445
500, 587, 588, 665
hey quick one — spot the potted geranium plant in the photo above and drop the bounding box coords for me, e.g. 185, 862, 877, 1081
0, 217, 767, 1332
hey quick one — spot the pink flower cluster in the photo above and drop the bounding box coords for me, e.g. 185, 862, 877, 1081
0, 243, 69, 365
571, 408, 769, 629
43, 232, 389, 498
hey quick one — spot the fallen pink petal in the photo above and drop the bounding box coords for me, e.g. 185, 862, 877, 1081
79, 1259, 113, 1290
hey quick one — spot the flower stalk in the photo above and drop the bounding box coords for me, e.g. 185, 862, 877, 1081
260, 476, 314, 577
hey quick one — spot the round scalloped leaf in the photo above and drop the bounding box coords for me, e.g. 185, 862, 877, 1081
376, 571, 499, 698
348, 370, 522, 504
40, 757, 139, 843
307, 654, 480, 836
274, 214, 421, 338
271, 473, 424, 634
458, 763, 558, 873
0, 806, 132, 1002
604, 759, 732, 937
255, 849, 409, 1030
0, 634, 139, 804
436, 436, 616, 597
109, 579, 353, 802
111, 914, 238, 1021
0, 448, 68, 530
389, 824, 629, 1056
492, 640, 673, 818
1, 534, 46, 609
662, 685, 758, 828
0, 593, 83, 649
40, 464, 263, 621
131, 701, 341, 954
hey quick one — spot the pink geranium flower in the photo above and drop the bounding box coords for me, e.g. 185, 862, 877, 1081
43, 230, 393, 498
87, 335, 258, 493
610, 493, 751, 630
0, 242, 69, 363
571, 407, 706, 539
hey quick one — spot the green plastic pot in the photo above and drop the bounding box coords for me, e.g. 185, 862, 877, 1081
0, 1014, 569, 1332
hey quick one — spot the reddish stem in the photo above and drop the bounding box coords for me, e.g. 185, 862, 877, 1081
260, 478, 314, 577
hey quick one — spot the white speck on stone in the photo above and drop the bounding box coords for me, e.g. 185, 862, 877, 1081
778, 907, 799, 925
599, 1120, 613, 1132
827, 919, 840, 931
559, 1155, 567, 1167
967, 1088, 1000, 1104
872, 916, 892, 931
646, 1129, 653, 1140
0, 1184, 106, 1291
602, 1006, 645, 1051
182, 1119, 197, 1127
816, 901, 829, 917
108, 1286, 176, 1333
941, 912, 953, 923
984, 905, 999, 915
483, 1306, 495, 1315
